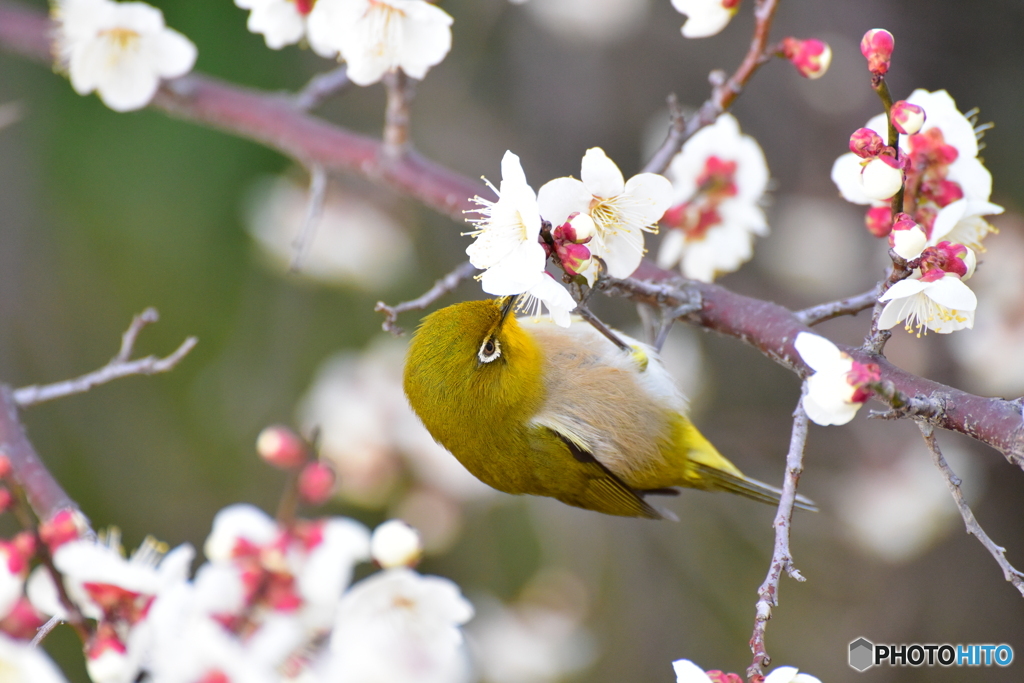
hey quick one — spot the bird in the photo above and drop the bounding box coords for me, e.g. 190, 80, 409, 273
403, 297, 815, 519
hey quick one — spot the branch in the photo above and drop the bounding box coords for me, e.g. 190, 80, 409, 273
12, 308, 197, 407
4, 0, 1023, 471
642, 0, 781, 175
289, 164, 328, 272
794, 288, 878, 326
748, 395, 809, 682
375, 260, 478, 334
598, 266, 1024, 468
918, 423, 1024, 598
0, 387, 78, 522
293, 64, 350, 111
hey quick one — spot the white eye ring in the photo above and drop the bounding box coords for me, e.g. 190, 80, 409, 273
478, 336, 501, 363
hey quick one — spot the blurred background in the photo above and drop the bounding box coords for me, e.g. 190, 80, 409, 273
2, 0, 1024, 680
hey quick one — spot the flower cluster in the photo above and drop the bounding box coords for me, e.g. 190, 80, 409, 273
465, 148, 672, 326
673, 658, 822, 683
235, 0, 453, 86
795, 332, 880, 426
15, 505, 472, 683
878, 241, 978, 336
832, 88, 1002, 254
51, 0, 197, 112
657, 114, 769, 282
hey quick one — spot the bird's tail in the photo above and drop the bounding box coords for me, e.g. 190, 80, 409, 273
691, 462, 818, 512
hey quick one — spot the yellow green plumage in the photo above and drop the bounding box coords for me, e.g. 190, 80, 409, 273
403, 298, 814, 519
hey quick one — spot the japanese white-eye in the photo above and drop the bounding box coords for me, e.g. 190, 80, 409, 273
403, 298, 814, 519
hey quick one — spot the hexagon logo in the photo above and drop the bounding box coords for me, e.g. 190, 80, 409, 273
849, 637, 874, 671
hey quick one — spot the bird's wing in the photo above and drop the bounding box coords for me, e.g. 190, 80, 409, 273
541, 427, 665, 520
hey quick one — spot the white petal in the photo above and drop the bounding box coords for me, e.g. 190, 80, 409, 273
671, 659, 713, 683
97, 56, 161, 112
878, 278, 929, 302
499, 150, 528, 188
924, 275, 977, 311
830, 153, 873, 205
670, 0, 734, 38
859, 157, 903, 201
793, 332, 842, 372
396, 2, 453, 79
580, 147, 624, 198
622, 172, 674, 224
537, 176, 593, 225
876, 298, 910, 330
600, 225, 645, 278
247, 1, 306, 49
154, 28, 197, 78
526, 275, 576, 327
657, 229, 686, 269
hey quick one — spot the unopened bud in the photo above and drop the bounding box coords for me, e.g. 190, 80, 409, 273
859, 155, 903, 201
38, 509, 88, 553
849, 128, 886, 158
370, 519, 423, 568
860, 28, 894, 75
256, 426, 307, 470
781, 37, 831, 79
565, 213, 596, 243
0, 597, 46, 639
865, 206, 893, 238
888, 214, 927, 260
891, 100, 925, 135
0, 456, 10, 480
298, 462, 336, 506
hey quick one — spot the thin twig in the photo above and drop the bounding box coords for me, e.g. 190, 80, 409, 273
794, 288, 879, 326
293, 64, 350, 111
748, 392, 809, 682
642, 0, 781, 175
289, 164, 328, 272
918, 423, 1024, 598
13, 309, 197, 407
383, 70, 415, 159
375, 260, 478, 334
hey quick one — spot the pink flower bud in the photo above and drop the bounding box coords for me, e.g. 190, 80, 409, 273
298, 462, 336, 505
860, 29, 894, 75
0, 456, 10, 480
859, 154, 903, 201
87, 626, 132, 683
38, 509, 87, 553
848, 361, 881, 404
891, 100, 925, 135
865, 206, 893, 238
919, 241, 972, 281
256, 425, 308, 470
849, 128, 886, 158
706, 671, 744, 683
781, 37, 832, 79
0, 597, 45, 639
888, 214, 926, 260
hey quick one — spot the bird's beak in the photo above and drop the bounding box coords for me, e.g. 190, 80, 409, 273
498, 295, 518, 326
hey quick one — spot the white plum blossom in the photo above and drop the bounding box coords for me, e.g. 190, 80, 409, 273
657, 114, 769, 282
308, 0, 453, 86
52, 0, 197, 112
234, 0, 337, 56
0, 633, 69, 683
538, 147, 672, 282
672, 659, 715, 683
878, 241, 978, 336
832, 89, 1002, 248
670, 0, 739, 38
795, 332, 878, 426
328, 567, 474, 682
878, 273, 977, 336
466, 151, 547, 295
466, 151, 577, 327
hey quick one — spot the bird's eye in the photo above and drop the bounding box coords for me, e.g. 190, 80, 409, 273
478, 336, 501, 363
